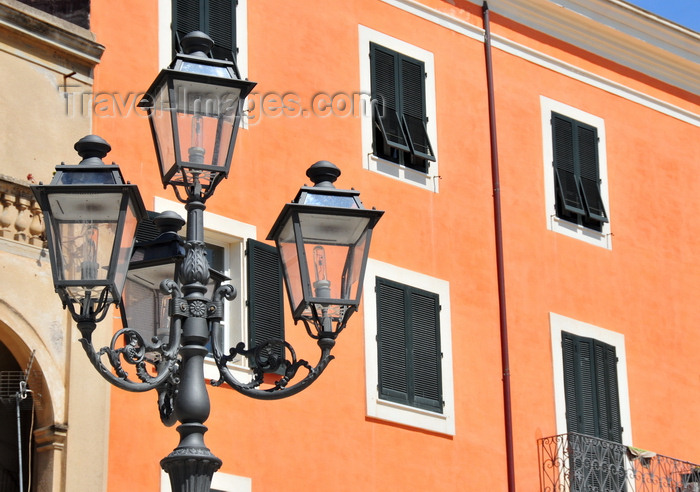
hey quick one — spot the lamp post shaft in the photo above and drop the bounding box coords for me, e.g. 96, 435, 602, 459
161, 198, 221, 491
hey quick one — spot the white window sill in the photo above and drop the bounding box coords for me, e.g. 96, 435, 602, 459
549, 215, 612, 249
203, 357, 254, 385
366, 154, 439, 192
368, 396, 454, 436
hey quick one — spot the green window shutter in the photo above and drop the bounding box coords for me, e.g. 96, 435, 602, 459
562, 332, 597, 436
552, 112, 607, 226
409, 288, 442, 413
576, 336, 598, 437
173, 0, 237, 62
376, 278, 410, 406
173, 0, 203, 56
370, 43, 434, 172
400, 56, 435, 163
552, 114, 586, 217
246, 239, 285, 359
376, 278, 442, 413
594, 341, 622, 442
371, 43, 410, 153
563, 332, 625, 491
577, 124, 608, 223
562, 333, 580, 433
561, 332, 621, 442
208, 0, 237, 62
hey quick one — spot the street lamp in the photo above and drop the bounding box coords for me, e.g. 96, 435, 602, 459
31, 135, 146, 330
32, 31, 383, 492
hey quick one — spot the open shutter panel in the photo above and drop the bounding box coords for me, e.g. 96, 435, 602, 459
600, 342, 622, 442
174, 0, 202, 56
371, 44, 410, 152
562, 333, 580, 434
562, 332, 597, 437
576, 336, 598, 437
376, 278, 409, 406
208, 0, 237, 62
552, 114, 586, 216
577, 123, 608, 223
593, 341, 610, 440
409, 288, 442, 413
247, 239, 285, 366
400, 56, 435, 162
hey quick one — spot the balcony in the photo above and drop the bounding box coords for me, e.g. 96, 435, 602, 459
0, 175, 45, 248
539, 433, 700, 492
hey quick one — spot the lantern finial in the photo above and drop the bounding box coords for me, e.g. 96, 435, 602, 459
180, 31, 214, 57
306, 160, 341, 188
74, 135, 111, 165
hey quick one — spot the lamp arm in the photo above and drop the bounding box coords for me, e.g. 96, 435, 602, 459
64, 288, 113, 327
77, 319, 180, 393
210, 327, 336, 400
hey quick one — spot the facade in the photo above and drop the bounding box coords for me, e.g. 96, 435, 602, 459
3, 0, 699, 490
0, 1, 111, 491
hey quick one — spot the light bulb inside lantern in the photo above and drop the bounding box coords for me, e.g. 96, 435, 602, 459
80, 224, 99, 281
312, 245, 331, 298
189, 114, 205, 164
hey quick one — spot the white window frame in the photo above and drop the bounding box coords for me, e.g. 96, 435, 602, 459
158, 0, 249, 79
541, 96, 612, 249
549, 313, 632, 445
359, 25, 439, 192
154, 197, 255, 382
363, 259, 455, 435
161, 470, 251, 492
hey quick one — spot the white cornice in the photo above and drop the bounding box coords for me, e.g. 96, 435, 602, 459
472, 0, 699, 95
379, 0, 699, 125
0, 0, 104, 78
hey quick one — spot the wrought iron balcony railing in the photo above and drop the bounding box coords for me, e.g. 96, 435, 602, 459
539, 433, 700, 492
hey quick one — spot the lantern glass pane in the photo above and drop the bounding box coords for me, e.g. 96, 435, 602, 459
275, 218, 304, 314
213, 112, 236, 168
58, 169, 118, 185
300, 242, 351, 321
342, 227, 369, 301
180, 61, 231, 78
175, 111, 236, 168
112, 201, 141, 300
303, 194, 358, 208
298, 213, 371, 245
54, 220, 117, 300
123, 276, 171, 341
172, 78, 242, 117
48, 192, 123, 221
150, 83, 176, 180
170, 77, 241, 172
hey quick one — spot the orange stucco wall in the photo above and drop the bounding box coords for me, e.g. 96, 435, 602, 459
87, 1, 700, 490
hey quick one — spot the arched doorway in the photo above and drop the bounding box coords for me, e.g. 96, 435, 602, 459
0, 341, 36, 492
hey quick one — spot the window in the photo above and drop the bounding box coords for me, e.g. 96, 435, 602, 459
370, 43, 435, 173
561, 331, 625, 491
359, 26, 439, 191
550, 314, 632, 491
376, 277, 442, 413
246, 239, 285, 365
541, 97, 611, 248
160, 0, 248, 78
363, 260, 454, 435
173, 0, 236, 64
551, 313, 631, 440
16, 0, 90, 29
561, 332, 622, 442
153, 198, 255, 380
552, 113, 607, 230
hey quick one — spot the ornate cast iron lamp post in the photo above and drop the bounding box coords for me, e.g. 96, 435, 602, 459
32, 31, 383, 491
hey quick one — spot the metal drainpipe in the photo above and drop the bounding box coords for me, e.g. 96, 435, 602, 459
482, 3, 516, 491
